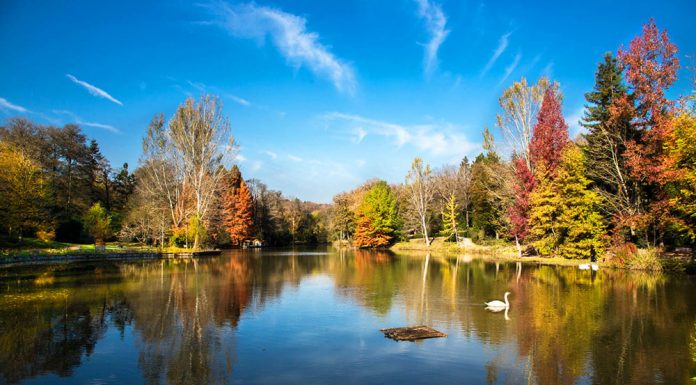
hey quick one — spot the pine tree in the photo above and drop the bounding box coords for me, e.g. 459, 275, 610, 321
529, 87, 569, 175
555, 146, 606, 259
440, 193, 461, 242
581, 53, 628, 134
353, 181, 399, 248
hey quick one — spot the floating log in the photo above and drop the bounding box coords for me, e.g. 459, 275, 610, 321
380, 325, 447, 341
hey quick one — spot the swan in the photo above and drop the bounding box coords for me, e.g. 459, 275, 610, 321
485, 292, 510, 309
578, 263, 590, 270
591, 263, 599, 271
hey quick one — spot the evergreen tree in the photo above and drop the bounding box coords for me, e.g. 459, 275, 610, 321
528, 162, 560, 255
470, 128, 510, 239
440, 193, 461, 242
555, 146, 606, 259
581, 53, 627, 133
354, 181, 399, 248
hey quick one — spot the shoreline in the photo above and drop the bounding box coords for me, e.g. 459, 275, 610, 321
0, 250, 222, 267
389, 239, 693, 272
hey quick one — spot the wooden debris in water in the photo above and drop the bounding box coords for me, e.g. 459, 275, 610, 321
380, 325, 447, 341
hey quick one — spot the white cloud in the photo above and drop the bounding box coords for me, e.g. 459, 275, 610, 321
263, 150, 278, 160
66, 74, 123, 106
481, 32, 511, 76
542, 62, 554, 77
51, 109, 119, 133
499, 52, 522, 85
228, 94, 250, 106
209, 2, 356, 94
235, 153, 248, 162
78, 121, 119, 133
0, 97, 29, 113
323, 112, 480, 160
288, 154, 304, 162
353, 126, 368, 143
416, 0, 450, 76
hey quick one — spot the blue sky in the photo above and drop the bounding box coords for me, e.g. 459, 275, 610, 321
1, 0, 695, 202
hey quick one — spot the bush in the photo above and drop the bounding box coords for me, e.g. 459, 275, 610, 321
625, 248, 663, 272
36, 229, 55, 242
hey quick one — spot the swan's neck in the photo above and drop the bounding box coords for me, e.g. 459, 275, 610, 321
504, 292, 509, 306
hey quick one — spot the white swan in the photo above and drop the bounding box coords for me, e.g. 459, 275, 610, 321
591, 263, 599, 271
485, 292, 510, 309
578, 263, 590, 270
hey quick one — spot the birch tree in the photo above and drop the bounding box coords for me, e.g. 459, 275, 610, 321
497, 77, 551, 168
406, 157, 434, 245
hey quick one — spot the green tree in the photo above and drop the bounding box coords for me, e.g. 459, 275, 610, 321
354, 181, 399, 248
82, 202, 112, 245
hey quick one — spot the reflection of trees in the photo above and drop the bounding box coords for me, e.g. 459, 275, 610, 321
3, 251, 696, 384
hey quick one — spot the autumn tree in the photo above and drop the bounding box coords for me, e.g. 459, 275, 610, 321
0, 142, 47, 240
232, 180, 254, 245
440, 194, 461, 242
497, 77, 551, 170
354, 181, 399, 248
470, 128, 512, 240
554, 146, 606, 259
580, 53, 641, 235
667, 110, 696, 244
527, 162, 559, 255
83, 202, 112, 246
509, 156, 535, 252
618, 19, 680, 245
405, 157, 434, 245
529, 87, 569, 175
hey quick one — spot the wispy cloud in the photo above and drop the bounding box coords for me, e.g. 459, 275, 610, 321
323, 112, 480, 160
566, 106, 586, 137
65, 74, 123, 106
207, 2, 356, 94
352, 127, 368, 143
481, 32, 511, 76
499, 52, 522, 85
0, 97, 29, 113
52, 109, 119, 133
186, 80, 251, 106
542, 62, 554, 77
416, 0, 449, 76
288, 154, 304, 162
263, 150, 278, 160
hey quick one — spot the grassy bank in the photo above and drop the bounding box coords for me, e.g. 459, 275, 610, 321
0, 237, 216, 258
390, 237, 693, 272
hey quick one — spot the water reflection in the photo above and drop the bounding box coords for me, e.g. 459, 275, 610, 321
1, 249, 695, 384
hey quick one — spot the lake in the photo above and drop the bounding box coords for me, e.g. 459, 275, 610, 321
1, 248, 695, 385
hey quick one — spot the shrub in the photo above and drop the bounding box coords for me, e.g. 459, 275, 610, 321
36, 229, 55, 242
625, 248, 663, 272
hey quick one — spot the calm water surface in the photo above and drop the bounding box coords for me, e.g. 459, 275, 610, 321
1, 248, 695, 385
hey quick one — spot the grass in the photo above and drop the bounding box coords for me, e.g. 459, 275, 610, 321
0, 237, 217, 258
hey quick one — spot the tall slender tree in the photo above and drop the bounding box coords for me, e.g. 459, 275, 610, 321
405, 157, 434, 245
529, 87, 569, 175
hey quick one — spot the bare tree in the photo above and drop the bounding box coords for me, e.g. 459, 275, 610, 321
168, 96, 233, 249
406, 157, 434, 245
496, 77, 551, 168
139, 96, 233, 250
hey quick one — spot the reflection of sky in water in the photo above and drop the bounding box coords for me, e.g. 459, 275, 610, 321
2, 248, 695, 385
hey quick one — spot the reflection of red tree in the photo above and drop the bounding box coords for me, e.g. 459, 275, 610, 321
214, 256, 252, 327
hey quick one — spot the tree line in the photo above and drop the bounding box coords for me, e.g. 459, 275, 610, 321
326, 20, 696, 260
0, 96, 329, 249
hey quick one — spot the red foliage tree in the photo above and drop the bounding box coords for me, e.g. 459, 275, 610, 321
229, 179, 255, 246
509, 156, 535, 243
529, 88, 569, 174
616, 19, 680, 243
619, 19, 680, 186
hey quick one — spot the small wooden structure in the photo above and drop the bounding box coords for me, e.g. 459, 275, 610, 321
380, 326, 447, 341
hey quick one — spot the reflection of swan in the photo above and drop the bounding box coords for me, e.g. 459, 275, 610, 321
485, 292, 510, 309
579, 263, 590, 270
591, 263, 599, 271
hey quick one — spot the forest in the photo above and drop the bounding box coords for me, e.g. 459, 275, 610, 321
0, 20, 694, 266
